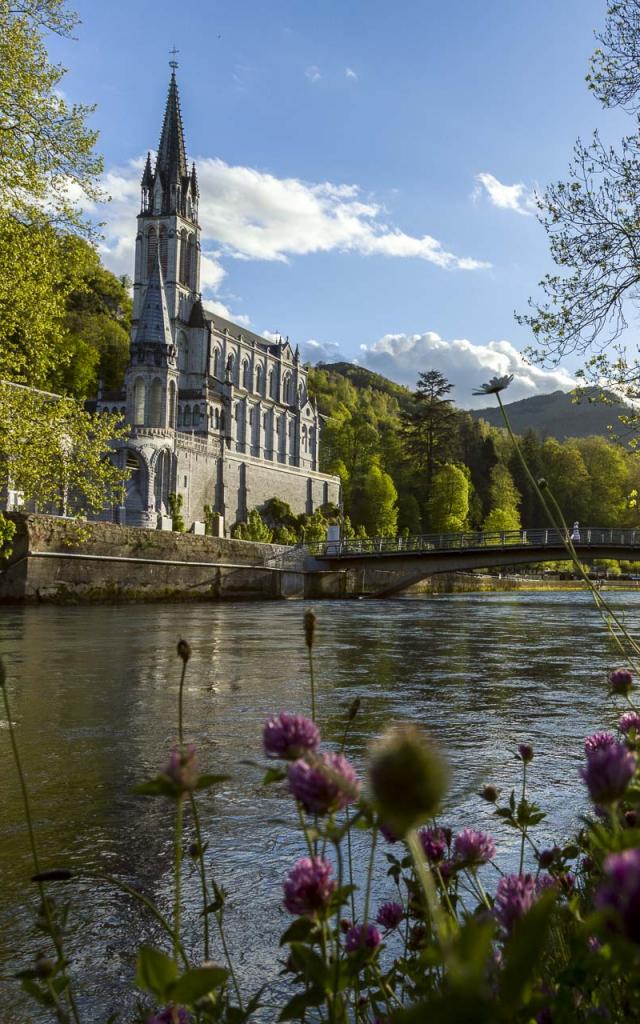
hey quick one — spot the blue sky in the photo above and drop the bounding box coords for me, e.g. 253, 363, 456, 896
49, 0, 629, 406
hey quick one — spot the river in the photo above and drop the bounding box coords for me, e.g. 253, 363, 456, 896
0, 592, 634, 1021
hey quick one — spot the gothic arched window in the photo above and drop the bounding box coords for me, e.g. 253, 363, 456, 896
146, 229, 157, 279
168, 380, 176, 427
159, 226, 168, 277
149, 378, 163, 427
133, 377, 145, 425
192, 404, 201, 428
283, 373, 291, 405
179, 229, 188, 284
242, 359, 250, 389
177, 331, 189, 372
255, 364, 264, 395
184, 405, 192, 428
212, 347, 220, 377
269, 368, 276, 399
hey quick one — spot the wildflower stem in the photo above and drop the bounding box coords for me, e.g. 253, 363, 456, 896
83, 872, 189, 967
519, 763, 527, 874
307, 647, 317, 723
1, 675, 81, 1024
188, 794, 210, 960
406, 829, 449, 953
345, 805, 356, 920
174, 796, 184, 962
362, 826, 378, 926
214, 907, 244, 1010
178, 656, 187, 747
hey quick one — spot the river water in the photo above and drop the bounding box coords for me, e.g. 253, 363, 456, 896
0, 593, 635, 1021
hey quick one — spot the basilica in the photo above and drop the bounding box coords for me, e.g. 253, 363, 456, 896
97, 67, 340, 530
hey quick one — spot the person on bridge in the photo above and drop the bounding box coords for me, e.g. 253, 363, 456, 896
570, 522, 581, 542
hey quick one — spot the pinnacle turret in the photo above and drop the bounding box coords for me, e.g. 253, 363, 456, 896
156, 69, 188, 186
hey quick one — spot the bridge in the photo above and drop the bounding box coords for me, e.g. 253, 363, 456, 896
307, 527, 640, 597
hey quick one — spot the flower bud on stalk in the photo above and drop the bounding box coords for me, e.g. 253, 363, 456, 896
518, 743, 534, 763
609, 668, 633, 696
303, 610, 316, 649
369, 725, 448, 838
176, 639, 191, 663
480, 784, 500, 803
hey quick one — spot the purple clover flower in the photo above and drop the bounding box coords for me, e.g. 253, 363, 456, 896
584, 732, 616, 756
596, 848, 640, 942
518, 743, 534, 763
418, 826, 447, 863
345, 923, 381, 953
619, 711, 640, 736
453, 828, 496, 867
263, 712, 320, 760
287, 753, 360, 816
146, 1008, 190, 1024
494, 874, 538, 932
376, 901, 404, 930
283, 856, 336, 916
164, 746, 199, 793
609, 668, 633, 695
580, 743, 636, 804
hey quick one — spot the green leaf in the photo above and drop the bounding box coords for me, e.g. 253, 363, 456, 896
279, 917, 317, 946
278, 987, 325, 1020
289, 943, 331, 989
168, 965, 229, 1003
135, 946, 178, 1000
194, 773, 230, 791
262, 767, 287, 785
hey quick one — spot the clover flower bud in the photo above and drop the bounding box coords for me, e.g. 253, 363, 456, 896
303, 610, 317, 649
609, 668, 633, 695
584, 732, 616, 756
480, 784, 499, 803
288, 752, 360, 815
345, 923, 381, 953
283, 856, 336, 916
263, 712, 320, 760
494, 873, 539, 932
164, 746, 199, 794
35, 957, 55, 978
376, 901, 404, 930
453, 828, 496, 867
619, 711, 640, 736
596, 848, 640, 942
518, 743, 534, 763
537, 478, 548, 490
537, 848, 556, 869
419, 826, 447, 863
348, 696, 361, 721
580, 743, 636, 804
176, 640, 191, 663
625, 809, 638, 827
339, 918, 351, 933
146, 1008, 190, 1024
369, 725, 447, 838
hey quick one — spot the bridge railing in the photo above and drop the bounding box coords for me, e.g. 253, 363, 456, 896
307, 527, 640, 559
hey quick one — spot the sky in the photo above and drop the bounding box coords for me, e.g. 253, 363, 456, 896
48, 0, 631, 407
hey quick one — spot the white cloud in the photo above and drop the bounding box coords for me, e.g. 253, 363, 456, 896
345, 67, 358, 81
94, 156, 490, 289
203, 299, 250, 326
357, 331, 574, 407
301, 330, 573, 407
305, 65, 321, 82
474, 172, 536, 216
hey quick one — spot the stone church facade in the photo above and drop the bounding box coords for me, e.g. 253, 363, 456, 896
97, 68, 340, 530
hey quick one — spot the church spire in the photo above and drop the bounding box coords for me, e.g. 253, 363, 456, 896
155, 68, 188, 187
135, 251, 173, 349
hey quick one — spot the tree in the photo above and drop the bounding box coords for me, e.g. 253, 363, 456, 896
401, 370, 456, 496
427, 463, 469, 533
168, 493, 185, 532
362, 461, 398, 537
0, 382, 127, 515
508, 430, 546, 529
0, 1, 103, 226
518, 2, 640, 399
483, 465, 521, 533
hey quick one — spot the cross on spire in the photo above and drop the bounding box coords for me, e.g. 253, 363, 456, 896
169, 45, 179, 70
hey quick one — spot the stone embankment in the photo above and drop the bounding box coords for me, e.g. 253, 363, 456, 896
0, 514, 345, 603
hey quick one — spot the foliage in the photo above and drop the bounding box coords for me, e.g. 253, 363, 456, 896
168, 493, 186, 533
0, 382, 127, 514
232, 508, 273, 543
400, 370, 456, 514
483, 464, 521, 533
0, 512, 16, 557
0, 0, 103, 227
361, 461, 398, 537
427, 463, 469, 532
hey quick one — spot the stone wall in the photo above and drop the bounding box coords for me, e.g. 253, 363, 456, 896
220, 451, 341, 524
0, 514, 346, 603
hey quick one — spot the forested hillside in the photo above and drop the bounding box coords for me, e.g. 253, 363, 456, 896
307, 364, 640, 538
470, 387, 630, 440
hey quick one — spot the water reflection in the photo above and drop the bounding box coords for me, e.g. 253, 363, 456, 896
0, 594, 635, 1020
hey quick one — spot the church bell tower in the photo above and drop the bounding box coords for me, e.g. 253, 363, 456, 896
133, 60, 201, 334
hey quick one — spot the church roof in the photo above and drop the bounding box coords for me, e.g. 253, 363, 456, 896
155, 69, 188, 186
135, 254, 173, 347
201, 307, 296, 360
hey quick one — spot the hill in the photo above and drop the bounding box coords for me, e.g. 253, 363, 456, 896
469, 388, 630, 440
316, 361, 413, 411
